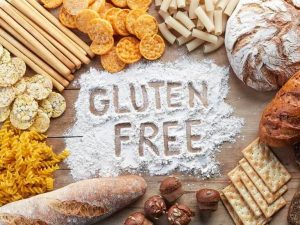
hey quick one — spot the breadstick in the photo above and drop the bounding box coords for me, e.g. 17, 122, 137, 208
214, 10, 222, 35
192, 29, 218, 44
160, 0, 172, 12
176, 35, 194, 45
0, 19, 74, 84
194, 6, 215, 32
0, 30, 66, 92
186, 38, 204, 52
177, 0, 186, 8
155, 0, 163, 7
189, 0, 199, 19
203, 36, 224, 53
158, 23, 176, 44
205, 0, 214, 12
224, 0, 239, 16
24, 0, 94, 58
174, 11, 195, 30
165, 16, 192, 38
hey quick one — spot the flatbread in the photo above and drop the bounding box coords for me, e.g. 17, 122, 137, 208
221, 193, 243, 225
228, 166, 262, 217
222, 184, 268, 225
242, 138, 291, 193
239, 158, 288, 204
239, 167, 287, 218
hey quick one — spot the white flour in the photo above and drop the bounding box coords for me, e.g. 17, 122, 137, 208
65, 58, 244, 181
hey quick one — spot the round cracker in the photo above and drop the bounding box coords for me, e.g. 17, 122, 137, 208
111, 0, 127, 8
47, 92, 66, 118
134, 14, 158, 40
0, 106, 10, 122
0, 63, 19, 87
39, 99, 53, 118
30, 110, 50, 133
90, 35, 114, 55
101, 47, 126, 73
75, 9, 100, 33
113, 9, 130, 36
63, 0, 89, 15
127, 0, 152, 10
88, 0, 106, 13
0, 87, 15, 108
98, 2, 114, 18
10, 94, 38, 130
0, 49, 11, 64
13, 78, 27, 96
59, 7, 77, 29
116, 36, 142, 64
125, 9, 146, 35
87, 18, 114, 40
40, 0, 63, 8
26, 74, 53, 100
140, 34, 165, 60
105, 7, 121, 34
12, 57, 26, 80
0, 45, 4, 59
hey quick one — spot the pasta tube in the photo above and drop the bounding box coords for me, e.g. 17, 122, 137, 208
174, 11, 196, 30
186, 38, 205, 51
194, 6, 215, 32
165, 16, 192, 37
192, 29, 218, 44
203, 36, 224, 53
158, 23, 177, 44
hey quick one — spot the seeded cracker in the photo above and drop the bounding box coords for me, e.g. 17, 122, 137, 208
228, 166, 262, 217
75, 9, 100, 33
222, 185, 267, 225
116, 37, 142, 64
239, 166, 286, 218
0, 49, 11, 64
0, 87, 15, 108
100, 47, 126, 73
140, 34, 165, 60
39, 99, 54, 118
0, 62, 19, 87
242, 138, 291, 193
11, 57, 26, 80
10, 94, 38, 130
0, 106, 10, 122
111, 0, 127, 8
239, 158, 288, 204
126, 9, 146, 35
40, 0, 63, 8
59, 7, 77, 29
47, 92, 66, 118
127, 0, 152, 10
220, 193, 243, 225
30, 110, 50, 133
113, 9, 130, 36
134, 14, 158, 40
13, 78, 26, 96
27, 75, 53, 100
63, 0, 89, 15
87, 18, 113, 40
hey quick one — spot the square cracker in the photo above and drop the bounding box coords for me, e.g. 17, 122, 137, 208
222, 184, 268, 225
228, 166, 262, 217
239, 167, 287, 218
242, 138, 291, 193
221, 193, 243, 225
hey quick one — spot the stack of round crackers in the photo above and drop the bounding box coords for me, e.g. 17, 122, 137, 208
0, 45, 66, 133
59, 0, 166, 73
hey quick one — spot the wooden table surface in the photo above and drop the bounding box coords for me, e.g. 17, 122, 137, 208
41, 6, 300, 225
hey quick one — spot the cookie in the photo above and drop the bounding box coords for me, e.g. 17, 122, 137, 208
100, 47, 126, 73
47, 92, 66, 118
116, 36, 141, 64
139, 34, 165, 60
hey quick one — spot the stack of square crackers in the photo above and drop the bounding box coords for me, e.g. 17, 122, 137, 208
221, 138, 292, 225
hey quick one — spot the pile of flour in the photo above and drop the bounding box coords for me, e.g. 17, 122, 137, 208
65, 58, 244, 181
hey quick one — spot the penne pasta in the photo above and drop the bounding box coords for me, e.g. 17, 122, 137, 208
174, 11, 196, 30
203, 36, 224, 53
177, 0, 186, 8
170, 0, 178, 9
186, 38, 205, 51
205, 0, 215, 12
160, 0, 173, 12
165, 16, 192, 37
194, 6, 215, 32
214, 10, 223, 35
155, 0, 163, 7
158, 23, 177, 44
224, 0, 239, 15
189, 0, 199, 19
192, 29, 218, 44
176, 35, 194, 45
216, 0, 230, 10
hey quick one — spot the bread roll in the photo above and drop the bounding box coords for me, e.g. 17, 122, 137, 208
225, 0, 300, 91
259, 71, 300, 147
0, 175, 147, 225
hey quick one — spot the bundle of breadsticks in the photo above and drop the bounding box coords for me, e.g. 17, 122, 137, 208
156, 0, 239, 52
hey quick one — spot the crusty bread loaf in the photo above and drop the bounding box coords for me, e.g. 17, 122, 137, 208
0, 175, 147, 225
225, 0, 300, 91
259, 71, 300, 147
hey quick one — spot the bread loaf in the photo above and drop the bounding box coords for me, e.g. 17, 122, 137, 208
225, 0, 300, 91
0, 175, 147, 225
259, 71, 300, 147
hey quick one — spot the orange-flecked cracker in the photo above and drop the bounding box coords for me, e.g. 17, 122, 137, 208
98, 2, 114, 18
116, 36, 141, 64
90, 35, 114, 55
113, 9, 130, 36
139, 34, 165, 60
88, 0, 106, 12
101, 47, 126, 73
75, 9, 100, 33
126, 9, 146, 35
242, 138, 291, 193
127, 0, 152, 10
87, 18, 113, 40
40, 0, 63, 8
59, 7, 77, 29
105, 7, 122, 33
134, 14, 158, 40
111, 0, 127, 8
63, 0, 89, 15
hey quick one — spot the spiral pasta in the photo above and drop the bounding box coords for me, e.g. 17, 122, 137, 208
0, 121, 69, 206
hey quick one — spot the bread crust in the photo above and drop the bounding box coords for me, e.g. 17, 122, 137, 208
259, 71, 300, 147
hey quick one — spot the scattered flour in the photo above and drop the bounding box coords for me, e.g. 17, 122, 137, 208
65, 58, 244, 181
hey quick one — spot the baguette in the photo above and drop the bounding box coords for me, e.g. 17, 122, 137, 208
0, 175, 147, 225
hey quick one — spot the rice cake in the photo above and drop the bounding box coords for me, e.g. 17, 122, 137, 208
126, 9, 146, 35
127, 0, 152, 10
90, 35, 114, 55
47, 92, 66, 118
30, 110, 50, 133
242, 138, 291, 193
113, 9, 130, 36
13, 79, 27, 96
139, 34, 165, 60
0, 87, 15, 108
221, 193, 243, 225
100, 47, 126, 73
239, 158, 288, 204
0, 45, 4, 59
26, 75, 53, 100
239, 167, 287, 218
0, 49, 11, 64
0, 106, 10, 122
11, 57, 26, 80
39, 99, 53, 118
87, 18, 113, 41
222, 184, 268, 225
228, 166, 262, 217
134, 14, 158, 40
116, 37, 141, 64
